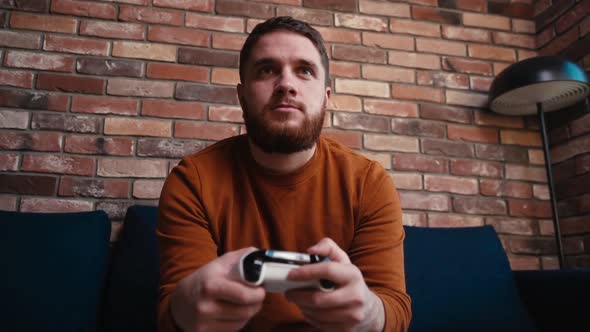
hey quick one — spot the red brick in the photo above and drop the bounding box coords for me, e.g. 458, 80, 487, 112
390, 18, 440, 37
59, 177, 129, 198
0, 0, 49, 12
211, 68, 239, 85
51, 0, 116, 19
391, 118, 445, 138
425, 175, 478, 194
0, 69, 33, 88
216, 0, 274, 19
493, 32, 535, 49
212, 32, 246, 51
570, 113, 590, 137
142, 99, 206, 120
137, 138, 209, 158
43, 34, 110, 56
37, 73, 104, 95
328, 61, 359, 80
119, 5, 183, 25
475, 112, 524, 128
303, 0, 355, 11
399, 192, 450, 211
0, 30, 41, 49
454, 196, 507, 215
208, 105, 242, 123
361, 65, 413, 83
555, 1, 590, 33
20, 198, 93, 213
469, 44, 516, 62
447, 125, 498, 144
500, 130, 542, 147
153, 0, 213, 12
417, 38, 466, 56
107, 78, 174, 98
76, 58, 143, 77
476, 144, 528, 164
359, 0, 410, 17
362, 32, 413, 51
528, 149, 545, 166
312, 27, 360, 45
98, 158, 167, 178
0, 90, 69, 111
393, 84, 444, 103
506, 164, 546, 182
439, 0, 486, 12
105, 117, 171, 137
0, 131, 62, 151
0, 153, 19, 171
486, 217, 536, 236
175, 121, 239, 140
393, 153, 448, 173
577, 154, 590, 175
148, 25, 209, 47
175, 83, 239, 104
21, 154, 94, 176
361, 151, 391, 170
334, 113, 389, 133
509, 200, 551, 218
481, 179, 532, 198
65, 135, 134, 156
423, 138, 473, 158
72, 95, 138, 115
532, 184, 549, 200
0, 173, 56, 195
463, 12, 511, 30
402, 212, 427, 227
276, 6, 333, 26
185, 13, 244, 32
512, 19, 535, 34
429, 214, 484, 228
132, 179, 165, 199
333, 45, 387, 64
0, 196, 17, 211
417, 71, 468, 89
493, 62, 511, 75
412, 6, 461, 25
328, 94, 362, 112
442, 26, 489, 43
10, 12, 77, 33
552, 135, 590, 164
389, 51, 440, 70
391, 173, 422, 190
364, 133, 419, 152
539, 27, 580, 57
80, 20, 145, 40
442, 57, 493, 76
178, 48, 239, 67
469, 76, 494, 92
320, 130, 362, 149
517, 50, 538, 61
451, 159, 502, 178
4, 50, 74, 72
113, 41, 176, 62
147, 63, 208, 83
446, 90, 488, 108
335, 14, 387, 32
420, 103, 472, 124
335, 79, 389, 98
0, 110, 29, 129
31, 113, 100, 133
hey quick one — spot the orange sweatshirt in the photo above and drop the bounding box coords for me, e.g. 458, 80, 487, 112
157, 134, 411, 331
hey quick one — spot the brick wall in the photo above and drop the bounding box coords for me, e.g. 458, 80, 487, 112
536, 0, 590, 269
0, 0, 565, 269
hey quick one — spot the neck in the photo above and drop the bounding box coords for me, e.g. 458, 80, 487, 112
248, 139, 317, 174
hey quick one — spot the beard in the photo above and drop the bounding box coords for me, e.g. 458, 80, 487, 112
241, 97, 326, 154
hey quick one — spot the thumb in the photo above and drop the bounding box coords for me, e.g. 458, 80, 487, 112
219, 246, 259, 265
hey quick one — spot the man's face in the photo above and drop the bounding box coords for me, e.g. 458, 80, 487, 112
237, 30, 331, 154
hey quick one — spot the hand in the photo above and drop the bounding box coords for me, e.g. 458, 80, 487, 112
285, 238, 385, 332
170, 247, 266, 332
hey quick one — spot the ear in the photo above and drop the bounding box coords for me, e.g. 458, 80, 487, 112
323, 86, 332, 110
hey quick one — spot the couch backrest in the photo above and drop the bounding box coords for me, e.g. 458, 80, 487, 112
403, 225, 536, 332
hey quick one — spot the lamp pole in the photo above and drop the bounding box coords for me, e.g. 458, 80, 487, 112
537, 102, 565, 269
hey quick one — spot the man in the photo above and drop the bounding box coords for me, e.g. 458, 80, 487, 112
157, 16, 411, 332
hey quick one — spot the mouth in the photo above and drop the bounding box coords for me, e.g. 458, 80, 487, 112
270, 101, 302, 113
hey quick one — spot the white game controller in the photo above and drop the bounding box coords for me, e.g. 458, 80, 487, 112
237, 249, 336, 293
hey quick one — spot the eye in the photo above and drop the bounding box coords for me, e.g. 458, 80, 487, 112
258, 66, 275, 76
299, 67, 313, 76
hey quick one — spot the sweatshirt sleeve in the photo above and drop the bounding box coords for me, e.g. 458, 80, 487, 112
156, 158, 219, 332
349, 162, 412, 332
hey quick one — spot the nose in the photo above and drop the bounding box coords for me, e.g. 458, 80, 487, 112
273, 69, 297, 97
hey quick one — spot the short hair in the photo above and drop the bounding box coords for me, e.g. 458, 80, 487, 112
239, 16, 330, 86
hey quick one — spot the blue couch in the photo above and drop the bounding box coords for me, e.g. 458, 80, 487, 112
1, 205, 588, 332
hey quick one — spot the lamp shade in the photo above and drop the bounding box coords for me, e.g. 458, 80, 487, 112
489, 56, 589, 116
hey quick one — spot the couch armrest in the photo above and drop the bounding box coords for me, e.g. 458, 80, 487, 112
514, 269, 590, 332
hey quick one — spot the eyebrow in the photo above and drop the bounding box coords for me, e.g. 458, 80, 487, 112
252, 57, 320, 71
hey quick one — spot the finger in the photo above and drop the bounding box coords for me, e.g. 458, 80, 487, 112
219, 246, 259, 266
286, 286, 363, 310
307, 238, 350, 264
201, 278, 265, 305
288, 261, 360, 285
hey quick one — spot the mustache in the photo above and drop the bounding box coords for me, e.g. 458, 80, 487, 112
268, 98, 305, 111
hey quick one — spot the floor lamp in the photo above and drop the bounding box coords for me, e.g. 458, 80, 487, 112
488, 56, 589, 269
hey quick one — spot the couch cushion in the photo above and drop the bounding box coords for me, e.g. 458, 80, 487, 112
100, 205, 159, 332
0, 210, 111, 332
403, 225, 536, 332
